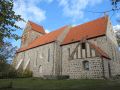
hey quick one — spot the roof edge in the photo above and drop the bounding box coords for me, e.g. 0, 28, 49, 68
61, 34, 106, 46
17, 41, 55, 53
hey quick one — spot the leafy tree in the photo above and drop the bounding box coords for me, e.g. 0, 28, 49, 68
0, 43, 17, 71
0, 0, 25, 47
0, 0, 24, 73
111, 0, 120, 9
110, 0, 120, 22
0, 43, 17, 62
115, 29, 120, 46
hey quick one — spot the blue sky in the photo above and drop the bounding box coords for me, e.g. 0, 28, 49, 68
12, 0, 120, 48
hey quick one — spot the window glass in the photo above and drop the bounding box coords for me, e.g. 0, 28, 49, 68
82, 43, 86, 49
83, 61, 89, 70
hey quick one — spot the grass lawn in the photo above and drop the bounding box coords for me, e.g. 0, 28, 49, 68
0, 78, 120, 90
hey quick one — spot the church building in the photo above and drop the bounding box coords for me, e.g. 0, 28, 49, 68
13, 16, 120, 79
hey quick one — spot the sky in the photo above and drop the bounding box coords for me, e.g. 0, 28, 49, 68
12, 0, 120, 48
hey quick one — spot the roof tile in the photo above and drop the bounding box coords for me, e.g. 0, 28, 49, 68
62, 16, 108, 45
89, 42, 110, 59
29, 21, 46, 34
17, 26, 68, 52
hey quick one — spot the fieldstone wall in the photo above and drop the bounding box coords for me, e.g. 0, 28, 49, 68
69, 58, 109, 79
61, 40, 110, 79
15, 42, 56, 77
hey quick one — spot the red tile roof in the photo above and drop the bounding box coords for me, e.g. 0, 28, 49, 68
17, 26, 68, 53
17, 16, 109, 53
61, 16, 108, 45
89, 42, 110, 60
29, 21, 46, 34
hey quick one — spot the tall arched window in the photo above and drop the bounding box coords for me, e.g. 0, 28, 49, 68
48, 48, 50, 62
83, 61, 89, 70
39, 65, 42, 73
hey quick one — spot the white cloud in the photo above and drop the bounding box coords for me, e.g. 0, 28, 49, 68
13, 0, 47, 29
116, 13, 120, 18
58, 0, 103, 21
45, 29, 50, 33
113, 25, 120, 32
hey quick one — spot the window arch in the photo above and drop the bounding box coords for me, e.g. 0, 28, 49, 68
83, 61, 89, 70
39, 65, 42, 73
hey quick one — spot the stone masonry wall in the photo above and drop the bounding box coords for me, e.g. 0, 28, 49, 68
15, 42, 56, 77
61, 39, 110, 79
69, 58, 108, 79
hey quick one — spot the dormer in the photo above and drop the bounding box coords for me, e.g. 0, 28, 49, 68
21, 21, 46, 48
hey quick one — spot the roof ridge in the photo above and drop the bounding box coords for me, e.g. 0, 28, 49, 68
73, 16, 108, 29
17, 25, 68, 53
29, 25, 69, 44
61, 16, 108, 45
28, 20, 43, 28
28, 20, 46, 34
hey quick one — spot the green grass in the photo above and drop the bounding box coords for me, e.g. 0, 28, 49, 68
0, 78, 120, 90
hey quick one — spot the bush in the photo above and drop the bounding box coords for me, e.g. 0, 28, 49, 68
0, 68, 33, 79
43, 75, 69, 80
12, 69, 33, 78
22, 70, 33, 78
0, 71, 17, 79
56, 75, 69, 80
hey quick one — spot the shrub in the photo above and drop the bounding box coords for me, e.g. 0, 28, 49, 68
0, 68, 33, 79
56, 75, 69, 80
43, 75, 69, 80
21, 70, 33, 78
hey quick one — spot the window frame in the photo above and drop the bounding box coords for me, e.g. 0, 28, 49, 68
83, 60, 89, 71
82, 42, 86, 49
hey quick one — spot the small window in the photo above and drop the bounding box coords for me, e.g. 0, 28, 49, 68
83, 61, 89, 70
82, 43, 86, 49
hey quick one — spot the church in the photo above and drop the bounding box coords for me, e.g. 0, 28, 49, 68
13, 16, 120, 79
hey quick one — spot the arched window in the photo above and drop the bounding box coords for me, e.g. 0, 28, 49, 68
83, 61, 89, 70
39, 65, 42, 73
48, 48, 50, 62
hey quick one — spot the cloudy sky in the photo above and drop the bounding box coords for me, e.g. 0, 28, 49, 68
12, 0, 120, 48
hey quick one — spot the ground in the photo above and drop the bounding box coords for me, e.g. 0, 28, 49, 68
0, 78, 120, 90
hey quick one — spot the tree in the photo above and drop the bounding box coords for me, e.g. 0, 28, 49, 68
0, 43, 17, 71
115, 30, 120, 46
111, 0, 120, 10
0, 0, 24, 72
0, 43, 17, 62
0, 0, 25, 47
